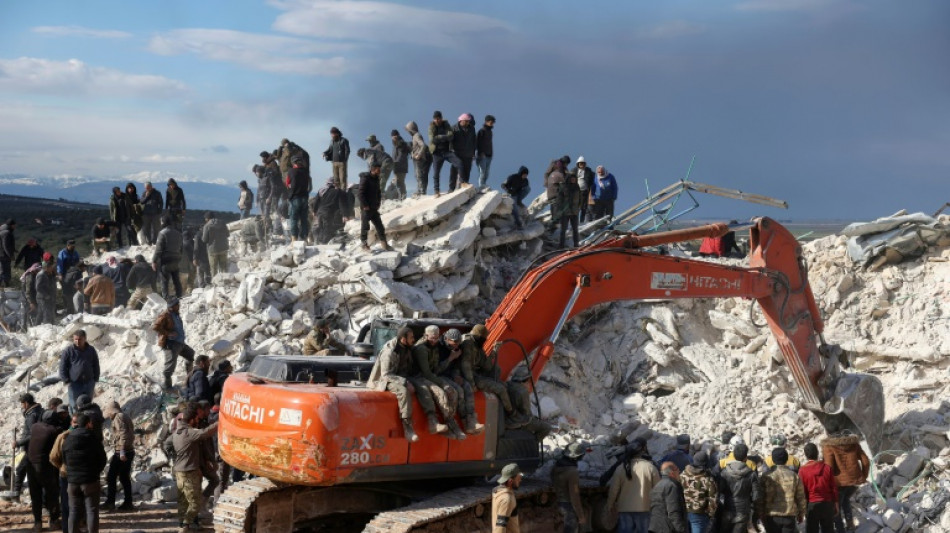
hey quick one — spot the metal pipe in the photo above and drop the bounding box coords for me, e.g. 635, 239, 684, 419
547, 276, 586, 345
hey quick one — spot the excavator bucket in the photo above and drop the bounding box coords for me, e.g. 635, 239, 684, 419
817, 373, 885, 454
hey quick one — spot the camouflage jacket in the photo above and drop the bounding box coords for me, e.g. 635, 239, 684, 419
680, 465, 718, 516
460, 334, 497, 384
758, 465, 807, 519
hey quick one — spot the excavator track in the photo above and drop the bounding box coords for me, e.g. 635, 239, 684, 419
214, 475, 610, 533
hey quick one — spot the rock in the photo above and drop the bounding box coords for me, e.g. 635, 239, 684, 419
367, 250, 403, 271
623, 393, 646, 413
231, 274, 265, 312
882, 509, 903, 531
895, 453, 927, 479
263, 305, 282, 323
134, 470, 161, 489
270, 246, 296, 267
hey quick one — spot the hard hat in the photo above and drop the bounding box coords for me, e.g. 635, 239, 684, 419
576, 156, 586, 164
498, 463, 522, 484
729, 435, 745, 447
566, 441, 589, 459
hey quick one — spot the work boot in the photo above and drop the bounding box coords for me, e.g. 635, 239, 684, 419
446, 419, 467, 440
117, 501, 134, 511
102, 500, 116, 512
463, 416, 485, 435
402, 418, 419, 443
426, 414, 449, 435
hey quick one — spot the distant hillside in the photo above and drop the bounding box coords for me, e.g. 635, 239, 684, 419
0, 173, 249, 213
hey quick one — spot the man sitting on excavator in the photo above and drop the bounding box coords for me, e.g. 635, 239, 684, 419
412, 325, 466, 440
438, 328, 485, 435
459, 324, 516, 423
367, 326, 447, 443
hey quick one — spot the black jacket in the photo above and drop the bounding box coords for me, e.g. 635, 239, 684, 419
80, 403, 105, 442
110, 193, 129, 223
104, 264, 129, 301
62, 427, 107, 484
477, 125, 493, 158
358, 172, 382, 212
502, 168, 530, 203
165, 186, 186, 211
186, 368, 212, 403
452, 122, 477, 159
209, 371, 230, 400
391, 137, 410, 173
0, 223, 15, 260
719, 461, 760, 523
324, 137, 350, 163
649, 475, 688, 533
27, 420, 61, 466
16, 403, 43, 449
142, 188, 163, 216
288, 166, 312, 199
153, 226, 183, 265
59, 343, 100, 384
63, 265, 84, 294
314, 186, 348, 219
14, 244, 44, 269
126, 261, 157, 292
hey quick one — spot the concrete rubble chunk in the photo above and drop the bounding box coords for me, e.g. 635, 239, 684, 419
377, 187, 478, 234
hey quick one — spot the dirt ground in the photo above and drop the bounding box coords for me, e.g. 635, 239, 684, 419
0, 499, 210, 532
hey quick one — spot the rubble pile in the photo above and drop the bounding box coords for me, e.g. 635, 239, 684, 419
0, 201, 948, 530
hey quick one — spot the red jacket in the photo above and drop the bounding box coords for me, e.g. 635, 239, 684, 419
798, 460, 839, 504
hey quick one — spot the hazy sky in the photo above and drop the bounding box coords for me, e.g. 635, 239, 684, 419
0, 0, 946, 219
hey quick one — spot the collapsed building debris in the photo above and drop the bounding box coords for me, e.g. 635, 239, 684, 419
0, 196, 947, 530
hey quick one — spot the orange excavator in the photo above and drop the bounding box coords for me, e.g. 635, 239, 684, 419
214, 218, 884, 532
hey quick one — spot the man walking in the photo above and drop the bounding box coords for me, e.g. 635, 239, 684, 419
821, 434, 870, 533
59, 331, 99, 413
168, 405, 218, 532
153, 298, 195, 390
491, 463, 522, 533
405, 121, 432, 196
103, 401, 135, 512
201, 212, 230, 277
798, 443, 838, 533
0, 219, 16, 287
287, 154, 312, 242
153, 214, 184, 299
476, 114, 495, 188
323, 127, 350, 190
141, 181, 163, 245
758, 448, 807, 533
358, 164, 391, 251
649, 462, 689, 533
62, 413, 107, 533
608, 439, 659, 533
502, 167, 531, 229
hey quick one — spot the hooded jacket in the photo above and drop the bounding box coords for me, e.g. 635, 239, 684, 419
821, 435, 870, 487
572, 165, 595, 191
16, 403, 43, 449
405, 121, 431, 162
123, 183, 141, 225
592, 172, 618, 201
84, 273, 115, 308
719, 461, 759, 523
0, 223, 14, 260
63, 426, 107, 484
288, 164, 312, 199
391, 136, 410, 173
324, 136, 351, 163
502, 168, 530, 201
110, 191, 129, 223
165, 182, 186, 211
358, 172, 382, 212
202, 218, 231, 254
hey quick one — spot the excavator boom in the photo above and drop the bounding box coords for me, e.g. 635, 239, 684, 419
486, 217, 883, 451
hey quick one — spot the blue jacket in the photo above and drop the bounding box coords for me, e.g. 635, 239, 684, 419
57, 248, 81, 277
186, 368, 212, 402
59, 343, 100, 384
591, 173, 618, 201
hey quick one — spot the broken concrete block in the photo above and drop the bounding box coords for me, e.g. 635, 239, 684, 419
364, 275, 438, 314
368, 250, 403, 271
895, 453, 927, 479
231, 274, 265, 312
207, 318, 259, 352
479, 221, 546, 248
380, 187, 478, 234
263, 306, 282, 324
270, 246, 295, 267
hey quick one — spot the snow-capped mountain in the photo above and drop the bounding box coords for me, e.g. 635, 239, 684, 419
0, 173, 245, 212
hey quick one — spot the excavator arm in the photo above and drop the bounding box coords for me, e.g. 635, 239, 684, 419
485, 217, 884, 451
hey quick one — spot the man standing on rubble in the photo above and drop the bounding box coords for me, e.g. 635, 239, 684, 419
302, 318, 346, 355
460, 324, 516, 422
428, 110, 462, 197
287, 154, 312, 243
154, 298, 196, 390
153, 214, 184, 299
505, 367, 550, 438
201, 212, 230, 278
591, 166, 618, 221
358, 163, 392, 251
141, 181, 163, 245
165, 178, 187, 230
502, 167, 531, 229
390, 129, 410, 200
102, 401, 135, 512
35, 260, 58, 324
448, 113, 477, 191
59, 331, 99, 413
821, 434, 869, 533
608, 438, 658, 533
126, 254, 156, 310
323, 127, 351, 190
168, 405, 218, 532
491, 463, 522, 533
83, 265, 115, 315
552, 441, 588, 532
476, 115, 495, 188
412, 325, 467, 440
367, 326, 445, 443
405, 121, 432, 196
